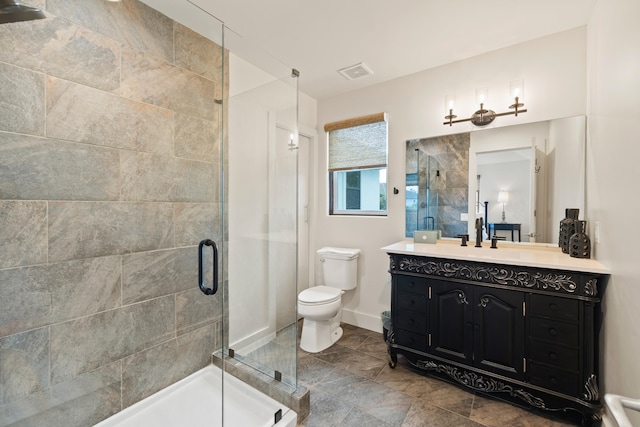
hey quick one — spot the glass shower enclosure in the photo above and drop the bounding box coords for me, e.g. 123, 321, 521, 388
224, 29, 300, 392
0, 0, 300, 425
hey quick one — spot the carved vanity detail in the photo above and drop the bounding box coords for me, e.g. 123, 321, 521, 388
383, 241, 609, 426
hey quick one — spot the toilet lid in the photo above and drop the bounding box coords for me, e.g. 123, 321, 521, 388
298, 286, 341, 305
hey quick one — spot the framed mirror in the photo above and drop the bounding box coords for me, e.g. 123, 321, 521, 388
405, 115, 586, 244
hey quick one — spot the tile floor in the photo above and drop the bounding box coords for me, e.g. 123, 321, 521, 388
297, 323, 577, 427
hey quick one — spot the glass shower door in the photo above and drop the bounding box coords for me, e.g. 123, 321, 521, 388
405, 145, 441, 237
226, 64, 300, 391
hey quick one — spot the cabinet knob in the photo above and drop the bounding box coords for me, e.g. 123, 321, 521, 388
548, 328, 558, 336
549, 303, 557, 310
550, 377, 558, 385
549, 352, 557, 360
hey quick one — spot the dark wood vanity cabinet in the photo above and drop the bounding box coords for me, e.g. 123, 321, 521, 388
386, 253, 608, 426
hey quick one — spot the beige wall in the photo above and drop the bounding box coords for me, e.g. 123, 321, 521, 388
315, 27, 587, 331
0, 1, 225, 425
587, 0, 640, 424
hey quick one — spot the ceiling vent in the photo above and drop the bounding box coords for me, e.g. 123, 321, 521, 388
338, 62, 373, 80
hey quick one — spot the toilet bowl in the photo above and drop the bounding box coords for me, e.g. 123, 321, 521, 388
298, 247, 360, 353
298, 286, 343, 353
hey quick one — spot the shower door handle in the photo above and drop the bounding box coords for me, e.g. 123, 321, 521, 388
198, 239, 218, 295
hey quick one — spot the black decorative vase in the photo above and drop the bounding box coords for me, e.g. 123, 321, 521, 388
569, 220, 591, 259
559, 208, 580, 253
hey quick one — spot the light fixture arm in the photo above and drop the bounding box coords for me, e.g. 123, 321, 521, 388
444, 108, 457, 126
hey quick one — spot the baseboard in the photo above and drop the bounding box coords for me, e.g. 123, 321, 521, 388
341, 309, 383, 333
231, 327, 276, 355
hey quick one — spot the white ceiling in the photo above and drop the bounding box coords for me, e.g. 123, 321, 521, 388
150, 0, 596, 100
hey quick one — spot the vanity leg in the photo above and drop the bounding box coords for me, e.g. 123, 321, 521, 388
388, 349, 397, 368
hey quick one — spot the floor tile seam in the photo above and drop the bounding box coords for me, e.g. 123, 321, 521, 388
466, 392, 533, 427
355, 345, 393, 362
364, 353, 392, 363
299, 387, 353, 427
344, 405, 395, 427
348, 343, 389, 363
414, 394, 474, 420
339, 363, 388, 383
301, 353, 342, 373
411, 396, 481, 425
342, 384, 416, 418
298, 366, 339, 389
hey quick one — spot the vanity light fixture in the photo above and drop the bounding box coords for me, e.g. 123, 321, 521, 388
443, 80, 527, 127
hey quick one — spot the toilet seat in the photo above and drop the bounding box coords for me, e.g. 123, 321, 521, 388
298, 286, 341, 305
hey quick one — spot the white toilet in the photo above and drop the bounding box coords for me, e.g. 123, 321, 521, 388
298, 247, 361, 353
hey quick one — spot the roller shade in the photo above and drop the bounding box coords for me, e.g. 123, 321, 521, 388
326, 113, 387, 172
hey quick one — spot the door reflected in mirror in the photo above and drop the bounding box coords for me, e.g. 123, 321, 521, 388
405, 116, 586, 244
477, 147, 533, 242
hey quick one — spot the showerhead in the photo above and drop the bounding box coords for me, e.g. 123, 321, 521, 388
0, 0, 45, 24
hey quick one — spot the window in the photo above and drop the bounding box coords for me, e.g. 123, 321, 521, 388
325, 113, 388, 215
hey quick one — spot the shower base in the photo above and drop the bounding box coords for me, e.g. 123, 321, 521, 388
94, 365, 297, 427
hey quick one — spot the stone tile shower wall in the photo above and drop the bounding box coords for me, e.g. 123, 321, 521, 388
406, 133, 470, 238
0, 1, 227, 425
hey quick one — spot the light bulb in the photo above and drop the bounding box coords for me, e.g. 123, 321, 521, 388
510, 80, 524, 102
476, 88, 488, 106
445, 95, 456, 114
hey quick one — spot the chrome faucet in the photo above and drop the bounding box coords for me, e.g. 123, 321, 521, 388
475, 218, 483, 247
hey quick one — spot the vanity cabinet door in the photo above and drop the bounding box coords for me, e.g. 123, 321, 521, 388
429, 280, 474, 365
473, 288, 525, 380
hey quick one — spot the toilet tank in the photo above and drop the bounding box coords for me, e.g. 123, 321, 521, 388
318, 247, 360, 291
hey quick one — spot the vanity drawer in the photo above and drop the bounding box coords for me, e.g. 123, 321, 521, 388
396, 275, 428, 295
397, 291, 427, 311
529, 338, 579, 371
395, 329, 428, 351
529, 317, 579, 347
529, 294, 579, 323
528, 361, 581, 397
396, 310, 427, 333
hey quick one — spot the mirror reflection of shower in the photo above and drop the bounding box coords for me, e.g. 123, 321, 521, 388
476, 174, 481, 214
422, 162, 440, 231
408, 148, 440, 233
405, 134, 470, 238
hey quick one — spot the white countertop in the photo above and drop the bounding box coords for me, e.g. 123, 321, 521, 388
381, 239, 610, 274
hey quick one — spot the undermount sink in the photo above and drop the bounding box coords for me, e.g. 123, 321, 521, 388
434, 242, 521, 261
471, 247, 521, 260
